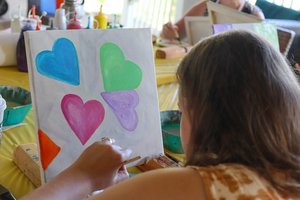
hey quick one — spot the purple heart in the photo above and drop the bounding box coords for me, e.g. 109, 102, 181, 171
101, 90, 139, 131
61, 94, 105, 145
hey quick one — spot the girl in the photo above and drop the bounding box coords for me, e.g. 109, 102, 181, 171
22, 30, 300, 199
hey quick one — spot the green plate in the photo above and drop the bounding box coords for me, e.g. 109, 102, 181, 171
0, 86, 32, 126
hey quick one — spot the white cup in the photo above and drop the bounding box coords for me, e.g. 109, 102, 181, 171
0, 95, 7, 143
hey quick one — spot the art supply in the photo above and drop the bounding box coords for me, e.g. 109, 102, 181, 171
0, 32, 19, 66
27, 4, 47, 30
108, 14, 120, 29
0, 184, 16, 200
16, 20, 34, 72
10, 5, 22, 33
56, 0, 64, 9
27, 5, 39, 25
62, 0, 85, 21
54, 6, 67, 30
0, 86, 32, 126
123, 156, 141, 165
67, 12, 82, 29
0, 95, 6, 144
35, 11, 47, 30
174, 30, 181, 45
94, 5, 107, 29
86, 15, 91, 29
162, 125, 182, 153
168, 15, 181, 45
46, 18, 57, 30
137, 155, 181, 172
160, 110, 183, 154
100, 137, 115, 144
10, 15, 21, 33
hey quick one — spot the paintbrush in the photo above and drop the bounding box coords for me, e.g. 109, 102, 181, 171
168, 14, 181, 46
175, 30, 182, 46
0, 185, 16, 200
123, 156, 141, 165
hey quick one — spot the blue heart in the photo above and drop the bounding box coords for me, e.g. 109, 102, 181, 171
35, 38, 80, 86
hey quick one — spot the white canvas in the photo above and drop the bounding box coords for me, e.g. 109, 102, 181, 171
184, 16, 212, 45
213, 23, 280, 51
24, 28, 163, 182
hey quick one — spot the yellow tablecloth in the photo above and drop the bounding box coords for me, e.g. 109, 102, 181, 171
0, 56, 181, 198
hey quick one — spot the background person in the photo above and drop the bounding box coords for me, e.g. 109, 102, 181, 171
161, 0, 265, 41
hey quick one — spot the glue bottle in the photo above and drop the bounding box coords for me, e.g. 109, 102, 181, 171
94, 5, 107, 29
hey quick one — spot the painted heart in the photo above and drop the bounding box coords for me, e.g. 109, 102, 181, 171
100, 43, 142, 92
38, 129, 61, 170
61, 94, 105, 145
101, 90, 139, 131
36, 38, 80, 86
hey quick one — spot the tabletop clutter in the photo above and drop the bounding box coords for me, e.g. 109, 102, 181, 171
0, 1, 123, 70
0, 0, 192, 70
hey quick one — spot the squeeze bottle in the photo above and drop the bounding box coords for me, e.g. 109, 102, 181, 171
94, 5, 107, 29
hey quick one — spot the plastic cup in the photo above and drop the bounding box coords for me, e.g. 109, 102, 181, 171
0, 95, 7, 143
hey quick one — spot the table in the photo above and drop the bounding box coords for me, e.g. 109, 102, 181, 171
0, 55, 181, 198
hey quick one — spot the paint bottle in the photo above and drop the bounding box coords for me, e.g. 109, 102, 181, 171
16, 20, 35, 72
54, 5, 67, 30
67, 12, 82, 29
47, 18, 57, 30
27, 5, 39, 28
86, 15, 97, 29
94, 5, 107, 29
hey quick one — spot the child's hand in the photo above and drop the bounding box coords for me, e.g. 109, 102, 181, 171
68, 140, 132, 191
161, 22, 179, 41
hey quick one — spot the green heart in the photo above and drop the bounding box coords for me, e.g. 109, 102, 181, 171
100, 43, 142, 92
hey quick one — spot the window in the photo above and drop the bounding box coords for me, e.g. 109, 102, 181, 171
256, 0, 300, 10
84, 0, 178, 35
122, 0, 178, 35
84, 0, 124, 15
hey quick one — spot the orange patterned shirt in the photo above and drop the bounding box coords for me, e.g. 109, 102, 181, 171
189, 164, 298, 200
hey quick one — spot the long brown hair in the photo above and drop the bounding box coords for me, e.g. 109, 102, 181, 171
177, 30, 300, 194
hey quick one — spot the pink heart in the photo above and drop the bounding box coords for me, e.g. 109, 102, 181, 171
61, 94, 105, 145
